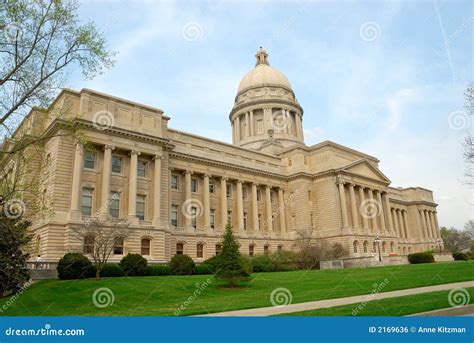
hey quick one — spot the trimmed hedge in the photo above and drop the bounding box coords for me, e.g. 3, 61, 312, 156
169, 254, 196, 275
251, 255, 277, 272
57, 253, 94, 280
100, 264, 125, 277
195, 264, 214, 275
147, 265, 171, 276
251, 252, 300, 272
452, 252, 469, 261
119, 253, 148, 276
407, 251, 435, 264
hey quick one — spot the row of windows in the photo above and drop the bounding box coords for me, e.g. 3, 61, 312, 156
352, 240, 411, 254
84, 151, 148, 177
82, 189, 146, 220
176, 242, 283, 257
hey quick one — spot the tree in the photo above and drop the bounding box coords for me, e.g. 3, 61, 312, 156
441, 227, 472, 253
464, 220, 474, 236
72, 216, 130, 279
0, 211, 31, 297
214, 225, 250, 287
462, 83, 473, 186
295, 229, 329, 269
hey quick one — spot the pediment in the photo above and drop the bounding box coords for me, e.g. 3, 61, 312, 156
341, 159, 390, 184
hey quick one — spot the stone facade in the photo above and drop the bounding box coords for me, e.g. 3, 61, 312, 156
6, 49, 443, 263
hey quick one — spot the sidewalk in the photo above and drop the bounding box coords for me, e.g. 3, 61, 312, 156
408, 304, 474, 316
197, 281, 474, 316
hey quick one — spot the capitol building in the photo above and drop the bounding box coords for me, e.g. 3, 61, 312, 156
14, 48, 442, 265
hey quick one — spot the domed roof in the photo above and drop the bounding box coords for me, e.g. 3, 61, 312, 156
237, 48, 292, 93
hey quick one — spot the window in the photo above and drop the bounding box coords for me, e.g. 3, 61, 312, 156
191, 206, 197, 228
210, 209, 215, 229
81, 188, 93, 216
257, 119, 264, 134
171, 175, 179, 190
136, 195, 146, 220
191, 179, 198, 193
226, 184, 232, 198
249, 244, 254, 257
242, 187, 248, 200
363, 241, 368, 253
176, 243, 184, 255
227, 211, 232, 225
382, 242, 386, 253
277, 245, 283, 252
84, 151, 96, 170
112, 155, 123, 174
264, 245, 269, 255
209, 182, 215, 194
372, 242, 377, 253
215, 244, 222, 255
353, 241, 358, 253
137, 160, 147, 177
390, 242, 394, 253
258, 214, 262, 230
257, 189, 261, 202
84, 236, 94, 254
171, 205, 178, 227
35, 236, 41, 256
114, 237, 124, 255
110, 191, 120, 218
271, 191, 276, 204
197, 243, 204, 258
141, 238, 151, 255
243, 212, 248, 230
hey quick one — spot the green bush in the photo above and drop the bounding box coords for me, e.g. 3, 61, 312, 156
407, 251, 435, 264
101, 264, 125, 277
147, 265, 171, 276
240, 255, 253, 275
452, 252, 469, 261
200, 255, 220, 273
195, 264, 214, 275
169, 254, 196, 275
57, 253, 94, 280
251, 254, 277, 272
272, 251, 300, 271
119, 253, 148, 276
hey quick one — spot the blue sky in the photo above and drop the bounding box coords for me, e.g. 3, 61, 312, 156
72, 0, 473, 230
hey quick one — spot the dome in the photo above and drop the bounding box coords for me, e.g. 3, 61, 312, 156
237, 48, 292, 93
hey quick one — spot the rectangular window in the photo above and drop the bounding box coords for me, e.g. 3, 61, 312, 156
197, 244, 204, 258
112, 155, 123, 174
257, 189, 261, 202
114, 237, 124, 255
81, 188, 93, 216
210, 209, 215, 229
137, 160, 147, 177
257, 119, 264, 134
176, 243, 184, 255
110, 191, 120, 219
84, 151, 96, 170
171, 175, 179, 190
136, 195, 146, 220
242, 187, 248, 200
209, 182, 215, 194
243, 212, 248, 230
191, 179, 198, 193
141, 238, 150, 255
84, 236, 94, 254
271, 191, 275, 204
258, 214, 262, 230
249, 245, 254, 257
171, 205, 178, 227
227, 211, 232, 225
191, 206, 197, 228
226, 184, 232, 198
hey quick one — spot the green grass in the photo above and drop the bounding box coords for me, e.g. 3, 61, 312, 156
279, 287, 474, 316
0, 261, 472, 316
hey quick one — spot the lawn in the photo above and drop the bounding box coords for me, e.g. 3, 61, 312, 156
279, 287, 474, 316
1, 261, 472, 316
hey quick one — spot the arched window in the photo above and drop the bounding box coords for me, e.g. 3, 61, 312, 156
277, 245, 283, 252
215, 244, 222, 255
363, 241, 368, 253
113, 237, 124, 255
263, 245, 269, 255
372, 242, 377, 253
35, 236, 41, 256
84, 235, 94, 254
403, 247, 406, 255
382, 242, 386, 253
249, 244, 255, 257
141, 238, 151, 255
197, 243, 204, 258
390, 242, 394, 253
176, 243, 184, 255
408, 247, 411, 254
353, 241, 358, 253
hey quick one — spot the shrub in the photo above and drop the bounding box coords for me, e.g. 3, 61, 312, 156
57, 253, 94, 280
240, 255, 253, 275
452, 252, 469, 261
147, 265, 171, 276
169, 254, 196, 275
251, 255, 277, 272
195, 264, 214, 275
119, 253, 148, 276
407, 251, 435, 264
200, 255, 220, 273
272, 251, 300, 271
100, 264, 125, 277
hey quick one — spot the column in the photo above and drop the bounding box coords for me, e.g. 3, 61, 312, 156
392, 209, 400, 238
251, 183, 259, 233
433, 211, 441, 238
220, 177, 228, 229
237, 180, 244, 231
265, 186, 272, 232
100, 145, 114, 213
245, 112, 250, 138
402, 210, 409, 239
349, 184, 359, 231
249, 110, 254, 136
358, 186, 369, 232
296, 114, 303, 139
203, 174, 210, 229
382, 192, 393, 234
152, 154, 162, 226
429, 211, 436, 239
184, 170, 192, 228
397, 209, 405, 239
128, 150, 139, 220
376, 191, 386, 234
367, 189, 377, 231
278, 188, 286, 233
424, 210, 432, 238
235, 116, 241, 141
69, 142, 84, 217
231, 123, 235, 143
338, 181, 349, 229
419, 210, 428, 238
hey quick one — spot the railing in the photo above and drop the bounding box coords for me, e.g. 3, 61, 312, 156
26, 261, 58, 270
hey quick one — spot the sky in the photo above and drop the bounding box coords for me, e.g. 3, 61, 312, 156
71, 0, 473, 230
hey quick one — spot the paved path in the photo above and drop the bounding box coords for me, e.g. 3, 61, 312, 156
408, 304, 474, 316
197, 281, 474, 316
